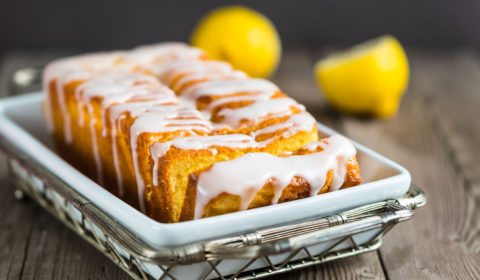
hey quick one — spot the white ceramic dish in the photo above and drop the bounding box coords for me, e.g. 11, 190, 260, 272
0, 92, 411, 249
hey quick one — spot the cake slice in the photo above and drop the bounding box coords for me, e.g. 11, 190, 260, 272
148, 134, 259, 222
182, 135, 361, 220
43, 53, 130, 179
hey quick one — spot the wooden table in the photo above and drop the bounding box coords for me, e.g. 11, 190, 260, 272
0, 49, 479, 279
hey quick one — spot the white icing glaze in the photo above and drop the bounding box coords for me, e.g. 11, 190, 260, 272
204, 91, 276, 112
73, 71, 164, 183
172, 71, 247, 93
43, 59, 91, 142
252, 112, 316, 142
43, 52, 127, 143
157, 60, 234, 83
150, 134, 256, 159
100, 88, 177, 137
150, 134, 259, 188
302, 141, 327, 151
127, 43, 205, 72
192, 90, 276, 125
130, 105, 213, 212
194, 135, 357, 219
217, 98, 304, 128
89, 113, 104, 186
180, 78, 278, 99
75, 71, 161, 127
108, 97, 179, 195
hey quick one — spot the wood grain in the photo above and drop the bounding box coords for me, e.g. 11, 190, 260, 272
0, 184, 130, 280
338, 50, 480, 280
0, 53, 131, 280
276, 252, 386, 280
1, 48, 479, 279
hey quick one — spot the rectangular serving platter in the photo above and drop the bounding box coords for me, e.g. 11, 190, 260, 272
0, 92, 411, 250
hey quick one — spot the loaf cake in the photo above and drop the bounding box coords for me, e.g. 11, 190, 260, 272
43, 42, 361, 223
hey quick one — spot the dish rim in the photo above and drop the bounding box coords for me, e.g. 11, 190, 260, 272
0, 92, 411, 248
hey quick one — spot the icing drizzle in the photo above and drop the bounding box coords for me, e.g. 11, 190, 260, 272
43, 42, 358, 219
194, 135, 356, 218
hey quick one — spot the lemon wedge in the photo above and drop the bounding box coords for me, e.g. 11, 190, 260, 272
314, 35, 409, 118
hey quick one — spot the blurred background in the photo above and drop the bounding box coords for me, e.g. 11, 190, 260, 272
1, 0, 479, 54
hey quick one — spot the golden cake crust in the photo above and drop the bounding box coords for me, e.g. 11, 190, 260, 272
43, 42, 361, 223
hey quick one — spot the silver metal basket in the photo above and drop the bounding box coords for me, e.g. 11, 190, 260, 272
4, 154, 426, 280
2, 66, 427, 279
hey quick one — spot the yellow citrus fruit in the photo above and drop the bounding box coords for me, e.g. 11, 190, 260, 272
314, 35, 409, 118
191, 5, 281, 78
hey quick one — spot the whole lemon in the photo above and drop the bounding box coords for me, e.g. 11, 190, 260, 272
314, 35, 409, 118
191, 6, 281, 78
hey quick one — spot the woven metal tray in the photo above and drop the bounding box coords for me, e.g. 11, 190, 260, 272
4, 153, 426, 280
1, 66, 427, 279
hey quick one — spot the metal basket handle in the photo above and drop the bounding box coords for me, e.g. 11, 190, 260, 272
79, 185, 423, 264
203, 208, 413, 260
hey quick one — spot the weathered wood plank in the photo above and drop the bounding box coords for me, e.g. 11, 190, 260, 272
277, 252, 386, 280
339, 50, 480, 279
0, 53, 130, 279
20, 201, 130, 279
0, 183, 130, 280
0, 183, 34, 280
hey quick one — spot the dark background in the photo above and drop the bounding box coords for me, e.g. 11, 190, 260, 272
1, 0, 479, 56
